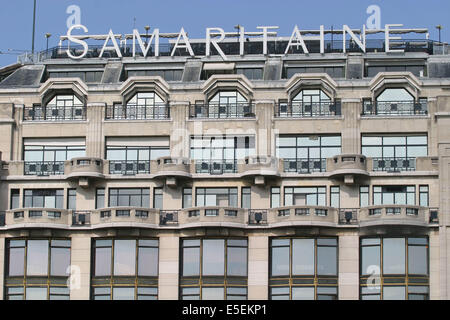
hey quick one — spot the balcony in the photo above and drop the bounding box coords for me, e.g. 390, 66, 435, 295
72, 211, 91, 226
65, 158, 105, 186
265, 206, 338, 226
274, 102, 341, 118
189, 103, 255, 119
282, 158, 326, 173
91, 207, 160, 226
105, 104, 170, 120
24, 161, 65, 176
108, 160, 151, 175
328, 154, 369, 183
178, 207, 248, 226
152, 157, 191, 183
362, 100, 427, 116
358, 205, 438, 227
239, 156, 280, 184
5, 208, 72, 228
372, 157, 416, 172
23, 105, 87, 121
194, 160, 237, 174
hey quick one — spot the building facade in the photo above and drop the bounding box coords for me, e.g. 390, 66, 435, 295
0, 34, 448, 300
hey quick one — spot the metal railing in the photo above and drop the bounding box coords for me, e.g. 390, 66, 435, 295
274, 102, 340, 118
362, 101, 427, 116
72, 211, 91, 226
0, 211, 5, 226
283, 158, 327, 173
160, 210, 179, 225
23, 105, 87, 121
195, 160, 237, 174
109, 160, 151, 175
372, 157, 416, 171
339, 208, 358, 225
189, 103, 255, 119
106, 104, 170, 120
24, 161, 65, 176
248, 210, 268, 225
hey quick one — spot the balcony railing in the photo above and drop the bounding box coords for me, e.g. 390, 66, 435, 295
159, 210, 179, 225
195, 160, 237, 174
23, 105, 87, 121
372, 157, 416, 172
189, 103, 255, 119
24, 161, 65, 176
283, 158, 327, 173
339, 208, 358, 225
106, 104, 170, 120
274, 102, 341, 118
72, 211, 91, 226
0, 211, 5, 227
362, 101, 427, 116
109, 160, 151, 175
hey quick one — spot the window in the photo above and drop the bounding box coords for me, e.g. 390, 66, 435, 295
365, 88, 426, 115
67, 189, 76, 210
270, 238, 338, 300
373, 186, 415, 205
107, 92, 168, 120
236, 68, 263, 80
330, 187, 340, 208
182, 188, 192, 209
10, 189, 20, 209
108, 188, 150, 208
191, 136, 255, 174
193, 91, 251, 119
271, 187, 281, 208
48, 71, 104, 83
96, 188, 105, 209
284, 187, 326, 206
153, 188, 163, 209
360, 237, 429, 300
127, 69, 183, 81
362, 135, 427, 171
92, 239, 159, 300
419, 186, 429, 207
24, 94, 86, 121
107, 146, 170, 175
23, 189, 64, 209
277, 135, 341, 173
196, 188, 238, 207
360, 186, 369, 207
5, 239, 71, 300
290, 89, 333, 117
241, 187, 251, 209
285, 66, 345, 79
180, 238, 247, 300
24, 144, 85, 175
366, 65, 425, 78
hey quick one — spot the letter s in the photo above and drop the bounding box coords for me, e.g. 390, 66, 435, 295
66, 24, 89, 59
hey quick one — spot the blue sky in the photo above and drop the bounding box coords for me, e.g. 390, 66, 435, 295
0, 0, 448, 67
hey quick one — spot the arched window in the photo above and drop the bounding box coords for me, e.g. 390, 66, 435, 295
194, 91, 251, 118
24, 94, 85, 121
288, 89, 333, 117
373, 88, 418, 115
109, 92, 168, 120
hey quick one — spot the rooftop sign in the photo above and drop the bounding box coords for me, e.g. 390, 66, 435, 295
62, 24, 429, 60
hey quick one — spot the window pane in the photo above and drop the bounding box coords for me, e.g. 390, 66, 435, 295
383, 238, 405, 274
202, 287, 224, 300
113, 287, 135, 300
271, 246, 289, 276
383, 286, 406, 300
26, 287, 47, 300
9, 247, 25, 276
138, 247, 158, 276
362, 246, 380, 275
203, 240, 225, 276
51, 247, 70, 276
227, 247, 247, 276
114, 240, 136, 276
183, 247, 200, 276
292, 287, 315, 300
408, 245, 428, 275
27, 240, 49, 276
317, 246, 337, 275
95, 247, 111, 276
292, 239, 314, 275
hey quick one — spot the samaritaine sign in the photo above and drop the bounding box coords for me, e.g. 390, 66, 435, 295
63, 24, 428, 60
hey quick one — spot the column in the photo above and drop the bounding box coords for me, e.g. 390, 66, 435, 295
158, 234, 179, 300
429, 230, 441, 299
247, 234, 268, 300
69, 234, 91, 300
0, 237, 4, 300
86, 103, 106, 158
338, 233, 359, 300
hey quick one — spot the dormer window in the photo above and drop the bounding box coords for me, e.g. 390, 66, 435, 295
107, 92, 169, 120
363, 88, 427, 116
276, 89, 339, 117
24, 94, 86, 121
191, 91, 254, 119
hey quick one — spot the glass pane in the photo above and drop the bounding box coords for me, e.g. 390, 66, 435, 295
203, 240, 225, 276
95, 247, 111, 276
383, 238, 406, 274
26, 287, 47, 300
183, 247, 200, 276
113, 287, 135, 300
227, 247, 247, 276
271, 246, 289, 276
202, 287, 224, 300
27, 240, 49, 276
408, 245, 428, 275
292, 239, 314, 275
114, 240, 136, 276
8, 247, 25, 276
138, 247, 158, 276
317, 246, 337, 275
362, 246, 380, 275
51, 247, 70, 276
383, 286, 406, 300
292, 287, 315, 300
